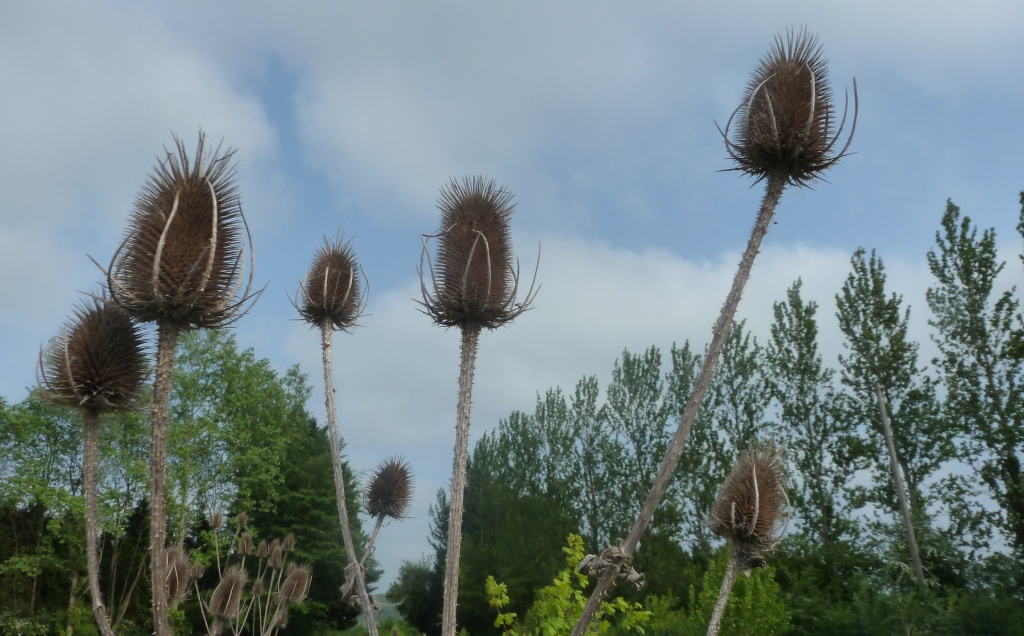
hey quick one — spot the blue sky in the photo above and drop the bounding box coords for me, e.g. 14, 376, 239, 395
3, 1, 1023, 588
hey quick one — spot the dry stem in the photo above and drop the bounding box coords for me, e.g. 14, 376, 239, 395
150, 321, 180, 636
83, 412, 116, 636
321, 323, 377, 634
571, 173, 786, 636
441, 325, 482, 636
707, 550, 742, 636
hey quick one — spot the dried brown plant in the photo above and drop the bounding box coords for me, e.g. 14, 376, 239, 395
720, 27, 857, 187
209, 564, 248, 619
420, 176, 538, 636
104, 131, 259, 635
706, 446, 790, 635
366, 456, 413, 521
572, 30, 854, 635
38, 298, 147, 636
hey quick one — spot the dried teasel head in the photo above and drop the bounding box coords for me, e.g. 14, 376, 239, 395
106, 132, 258, 329
38, 297, 147, 415
720, 28, 857, 186
365, 456, 413, 520
209, 510, 223, 530
208, 564, 247, 619
707, 444, 790, 569
419, 176, 538, 330
235, 511, 248, 528
239, 531, 253, 556
282, 532, 295, 553
294, 236, 366, 331
257, 539, 270, 559
277, 563, 312, 605
165, 544, 192, 605
268, 539, 284, 570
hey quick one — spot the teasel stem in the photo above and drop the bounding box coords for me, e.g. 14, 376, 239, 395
150, 321, 180, 636
320, 322, 377, 634
360, 516, 385, 568
874, 384, 926, 586
441, 325, 481, 636
571, 173, 786, 636
707, 551, 742, 636
82, 411, 116, 636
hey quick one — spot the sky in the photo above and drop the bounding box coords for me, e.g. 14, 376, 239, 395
3, 1, 1024, 590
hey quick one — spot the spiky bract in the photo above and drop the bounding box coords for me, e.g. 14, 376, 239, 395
722, 28, 856, 186
708, 445, 789, 566
366, 456, 413, 520
108, 132, 256, 328
420, 176, 534, 329
296, 237, 364, 331
39, 298, 147, 414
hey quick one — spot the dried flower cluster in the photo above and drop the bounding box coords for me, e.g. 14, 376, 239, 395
707, 445, 790, 569
296, 237, 365, 331
420, 176, 536, 329
107, 132, 257, 329
366, 456, 413, 520
721, 28, 856, 186
38, 299, 147, 414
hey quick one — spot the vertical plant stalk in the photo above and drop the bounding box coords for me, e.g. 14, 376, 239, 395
321, 323, 377, 634
706, 552, 742, 636
150, 321, 180, 636
874, 384, 926, 586
571, 174, 786, 636
442, 325, 481, 636
83, 412, 116, 636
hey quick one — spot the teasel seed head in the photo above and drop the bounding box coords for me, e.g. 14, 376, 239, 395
282, 532, 296, 553
235, 511, 248, 528
294, 236, 366, 332
239, 531, 253, 556
720, 28, 857, 186
209, 564, 247, 619
270, 604, 289, 629
277, 563, 312, 605
252, 577, 265, 597
365, 456, 413, 520
190, 563, 205, 581
165, 545, 192, 605
38, 297, 148, 415
257, 539, 270, 560
106, 131, 259, 329
269, 539, 284, 569
419, 176, 538, 330
707, 444, 790, 569
209, 511, 223, 530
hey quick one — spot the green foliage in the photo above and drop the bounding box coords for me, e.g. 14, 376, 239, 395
486, 534, 650, 636
685, 547, 789, 635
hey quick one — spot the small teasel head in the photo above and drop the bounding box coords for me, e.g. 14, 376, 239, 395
294, 236, 366, 331
165, 544, 193, 605
707, 444, 790, 569
268, 539, 284, 570
277, 563, 312, 605
721, 27, 857, 186
209, 510, 223, 530
209, 564, 247, 619
419, 176, 538, 329
282, 532, 296, 553
38, 297, 147, 415
239, 531, 253, 556
257, 539, 270, 559
365, 456, 413, 520
106, 131, 258, 329
235, 511, 248, 528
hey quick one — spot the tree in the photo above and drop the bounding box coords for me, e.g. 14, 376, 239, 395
765, 279, 868, 547
927, 199, 1024, 554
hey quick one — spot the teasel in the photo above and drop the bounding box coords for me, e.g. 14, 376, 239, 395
292, 234, 378, 632
277, 563, 312, 605
419, 176, 538, 636
706, 445, 790, 635
572, 30, 855, 635
209, 564, 247, 619
166, 544, 193, 608
361, 457, 413, 567
38, 297, 147, 636
104, 132, 258, 635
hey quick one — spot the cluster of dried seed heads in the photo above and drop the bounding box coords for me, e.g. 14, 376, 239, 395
707, 445, 790, 569
38, 299, 147, 414
106, 132, 257, 328
295, 237, 365, 331
419, 176, 537, 329
366, 456, 413, 520
721, 28, 857, 186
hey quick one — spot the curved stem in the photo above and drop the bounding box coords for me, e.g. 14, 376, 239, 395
321, 324, 377, 635
150, 321, 180, 636
441, 325, 481, 636
84, 411, 116, 636
571, 174, 787, 636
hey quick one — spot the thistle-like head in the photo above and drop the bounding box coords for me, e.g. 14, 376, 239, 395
294, 236, 365, 332
107, 132, 258, 328
419, 176, 537, 330
707, 444, 790, 569
38, 297, 147, 415
365, 456, 413, 520
721, 28, 857, 186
